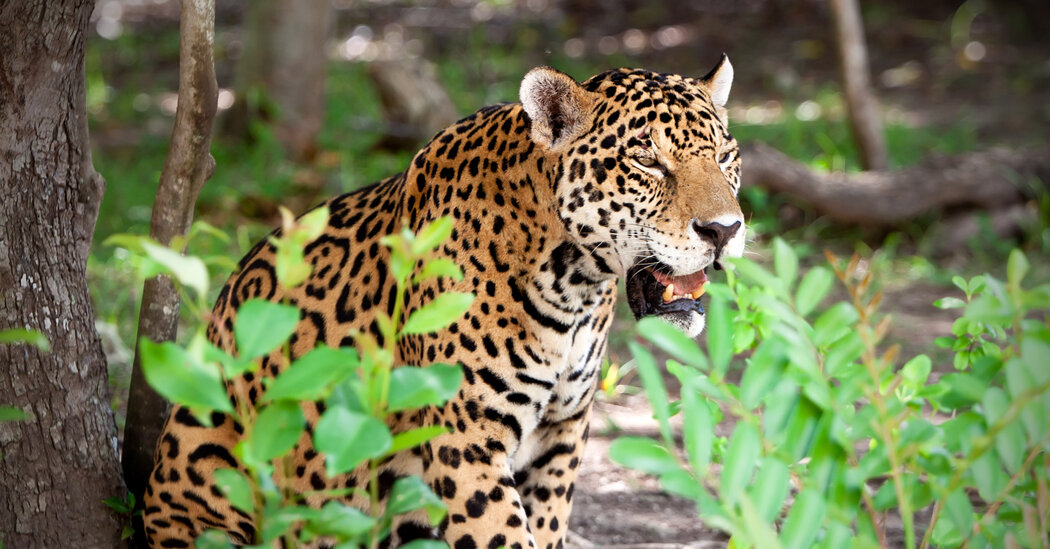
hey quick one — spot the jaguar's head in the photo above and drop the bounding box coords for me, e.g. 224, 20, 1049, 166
521, 57, 745, 337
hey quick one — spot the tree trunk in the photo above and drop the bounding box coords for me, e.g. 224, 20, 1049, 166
224, 0, 330, 162
368, 56, 459, 151
0, 1, 124, 547
828, 0, 887, 170
122, 0, 218, 542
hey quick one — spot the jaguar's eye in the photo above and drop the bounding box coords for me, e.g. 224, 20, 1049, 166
635, 155, 657, 167
719, 151, 732, 164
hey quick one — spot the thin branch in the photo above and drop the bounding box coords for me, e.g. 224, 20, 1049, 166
121, 0, 218, 533
828, 0, 887, 170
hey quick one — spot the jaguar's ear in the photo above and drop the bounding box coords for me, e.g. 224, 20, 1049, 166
520, 67, 593, 150
700, 53, 733, 108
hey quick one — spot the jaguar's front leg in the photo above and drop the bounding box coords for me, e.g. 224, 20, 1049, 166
515, 407, 591, 549
423, 397, 537, 549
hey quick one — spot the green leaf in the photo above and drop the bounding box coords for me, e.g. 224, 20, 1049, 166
636, 316, 708, 370
0, 328, 50, 351
411, 216, 454, 256
234, 299, 301, 360
720, 421, 760, 505
681, 384, 713, 477
213, 468, 254, 513
740, 339, 785, 409
773, 237, 799, 288
260, 505, 319, 543
195, 529, 236, 549
141, 240, 209, 298
782, 396, 820, 461
273, 242, 312, 289
386, 476, 447, 524
1006, 249, 1029, 288
385, 238, 415, 286
795, 267, 833, 317
203, 341, 256, 378
296, 206, 330, 242
629, 342, 673, 445
401, 293, 474, 335
780, 488, 827, 549
658, 469, 703, 500
1020, 338, 1050, 385
314, 407, 392, 476
387, 425, 451, 456
822, 331, 864, 378
982, 387, 1026, 473
971, 449, 1008, 502
706, 289, 733, 375
387, 364, 462, 412
139, 338, 233, 415
935, 372, 986, 408
399, 541, 448, 549
737, 494, 785, 549
609, 436, 680, 475
933, 297, 966, 309
0, 405, 28, 422
1004, 357, 1046, 441
731, 258, 788, 298
248, 401, 304, 462
102, 495, 132, 514
761, 380, 799, 446
749, 458, 790, 522
264, 346, 360, 403
414, 258, 463, 284
813, 302, 858, 347
943, 487, 975, 542
304, 501, 376, 539
900, 354, 932, 389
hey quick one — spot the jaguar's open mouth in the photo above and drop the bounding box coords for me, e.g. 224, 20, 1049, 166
625, 262, 709, 321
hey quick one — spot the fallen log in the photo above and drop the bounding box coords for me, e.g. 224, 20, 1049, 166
741, 142, 1050, 226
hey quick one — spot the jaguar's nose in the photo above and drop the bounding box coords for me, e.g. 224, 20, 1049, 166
691, 219, 740, 259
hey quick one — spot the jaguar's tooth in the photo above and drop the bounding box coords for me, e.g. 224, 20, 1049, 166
691, 282, 708, 299
662, 283, 675, 303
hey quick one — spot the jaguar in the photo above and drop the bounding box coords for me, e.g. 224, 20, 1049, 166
144, 56, 746, 549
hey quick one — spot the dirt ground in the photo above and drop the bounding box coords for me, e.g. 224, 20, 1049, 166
567, 396, 727, 548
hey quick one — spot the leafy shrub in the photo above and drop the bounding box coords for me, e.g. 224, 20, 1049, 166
115, 211, 470, 548
612, 241, 1050, 549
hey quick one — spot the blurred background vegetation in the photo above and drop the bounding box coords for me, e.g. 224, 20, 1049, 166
85, 0, 1050, 426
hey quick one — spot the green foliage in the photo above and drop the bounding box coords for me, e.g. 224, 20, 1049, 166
0, 328, 50, 351
123, 215, 470, 547
0, 328, 49, 426
614, 245, 1050, 548
102, 492, 139, 540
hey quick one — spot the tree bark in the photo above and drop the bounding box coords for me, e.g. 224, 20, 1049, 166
0, 1, 125, 546
828, 0, 887, 170
225, 0, 330, 162
121, 0, 219, 537
741, 142, 1050, 225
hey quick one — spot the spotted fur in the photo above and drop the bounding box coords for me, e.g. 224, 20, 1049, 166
144, 60, 745, 549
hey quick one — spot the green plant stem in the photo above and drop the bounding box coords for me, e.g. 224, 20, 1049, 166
852, 293, 916, 549
970, 431, 1050, 541
367, 277, 408, 548
368, 458, 381, 549
919, 379, 1050, 549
